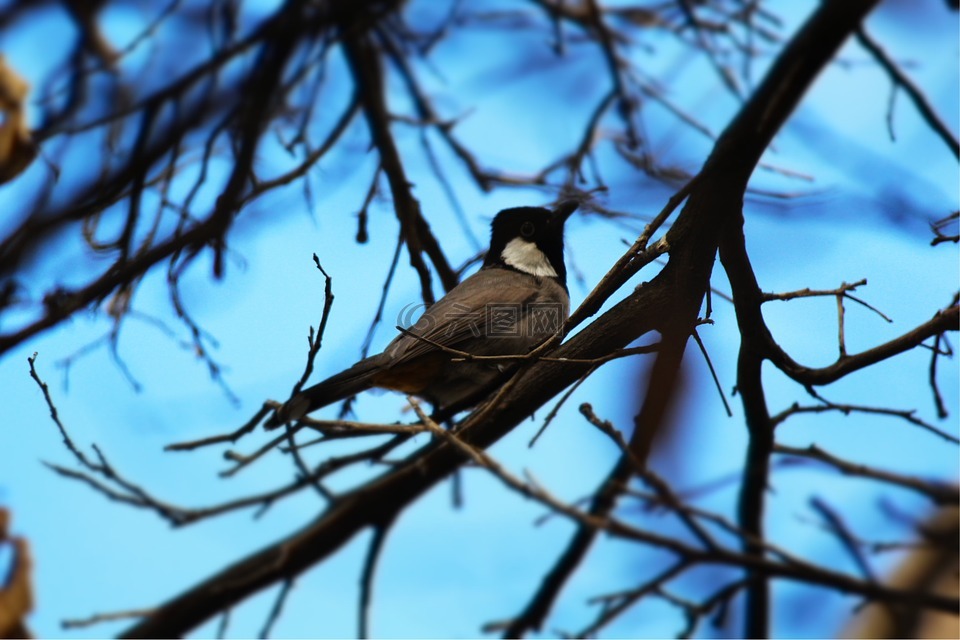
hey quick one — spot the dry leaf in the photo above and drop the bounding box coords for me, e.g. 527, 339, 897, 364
0, 508, 34, 639
0, 56, 36, 185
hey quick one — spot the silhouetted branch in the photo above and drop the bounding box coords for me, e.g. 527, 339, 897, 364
931, 211, 960, 246
259, 579, 294, 640
776, 444, 960, 506
811, 496, 878, 581
343, 31, 455, 304
358, 519, 395, 639
855, 26, 959, 160
61, 609, 153, 631
13, 1, 957, 637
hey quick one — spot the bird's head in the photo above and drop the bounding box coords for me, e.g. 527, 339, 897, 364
483, 200, 579, 288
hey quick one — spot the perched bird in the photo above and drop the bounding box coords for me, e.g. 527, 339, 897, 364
270, 200, 578, 425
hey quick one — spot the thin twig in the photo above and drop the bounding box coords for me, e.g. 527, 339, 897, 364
358, 520, 394, 639
692, 327, 733, 417
528, 365, 597, 448
855, 26, 959, 159
810, 497, 877, 581
259, 579, 294, 639
61, 609, 154, 630
776, 444, 959, 505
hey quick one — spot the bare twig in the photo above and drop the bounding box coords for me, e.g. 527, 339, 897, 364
358, 520, 394, 639
412, 400, 960, 617
810, 497, 877, 581
776, 444, 959, 505
692, 326, 733, 417
855, 27, 959, 159
164, 403, 274, 451
579, 404, 717, 550
61, 608, 153, 630
771, 395, 959, 444
259, 580, 294, 639
575, 561, 691, 637
528, 365, 597, 448
928, 332, 952, 418
930, 211, 959, 246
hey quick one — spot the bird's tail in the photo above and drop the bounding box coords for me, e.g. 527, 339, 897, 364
267, 358, 380, 427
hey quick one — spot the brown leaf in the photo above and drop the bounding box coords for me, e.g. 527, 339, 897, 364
0, 56, 36, 186
0, 509, 34, 639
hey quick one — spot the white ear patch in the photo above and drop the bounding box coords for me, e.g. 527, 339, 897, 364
501, 238, 558, 278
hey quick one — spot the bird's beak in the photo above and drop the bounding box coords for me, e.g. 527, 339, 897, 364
550, 200, 580, 228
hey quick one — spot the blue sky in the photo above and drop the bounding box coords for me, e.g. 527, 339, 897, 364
1, 1, 957, 638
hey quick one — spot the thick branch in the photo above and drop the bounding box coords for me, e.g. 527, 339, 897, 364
713, 1, 884, 637
771, 306, 959, 386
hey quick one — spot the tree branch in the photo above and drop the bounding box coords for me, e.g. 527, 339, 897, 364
119, 0, 893, 635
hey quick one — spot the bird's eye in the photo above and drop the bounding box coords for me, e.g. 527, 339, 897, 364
520, 221, 536, 238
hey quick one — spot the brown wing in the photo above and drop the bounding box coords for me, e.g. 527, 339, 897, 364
275, 268, 568, 421
382, 268, 567, 365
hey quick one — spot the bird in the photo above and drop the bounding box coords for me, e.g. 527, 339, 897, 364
269, 200, 578, 426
